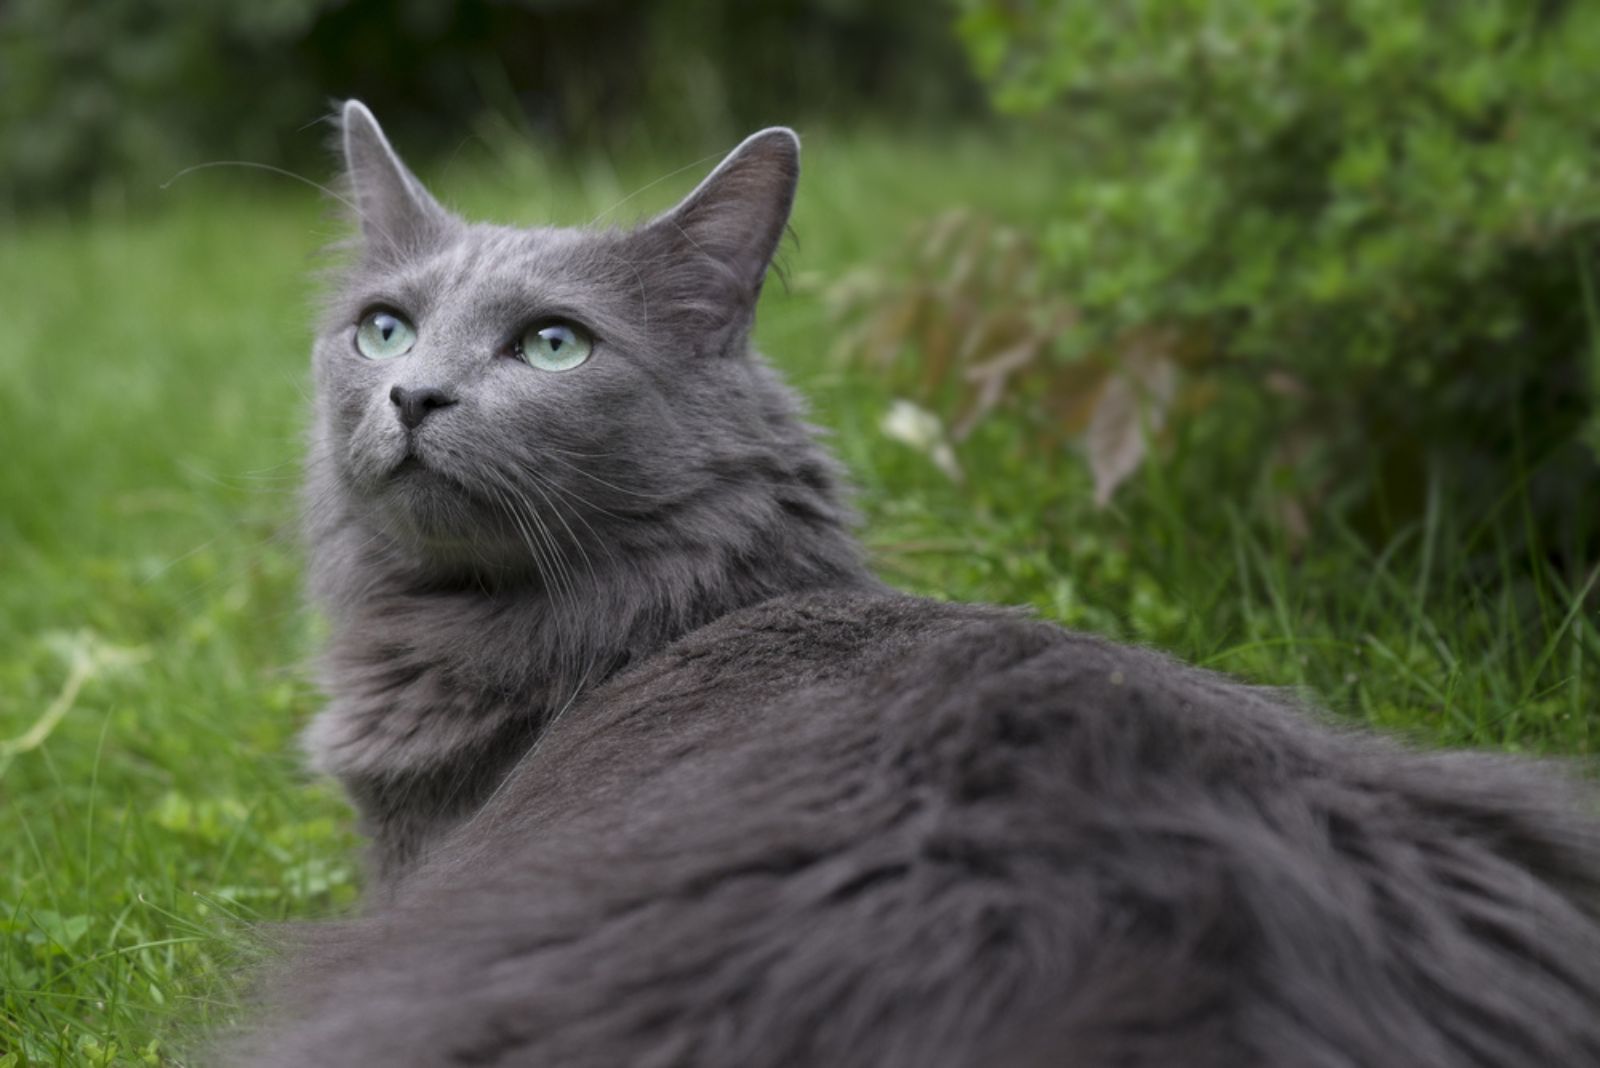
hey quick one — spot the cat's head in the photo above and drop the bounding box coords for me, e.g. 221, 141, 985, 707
309, 102, 824, 584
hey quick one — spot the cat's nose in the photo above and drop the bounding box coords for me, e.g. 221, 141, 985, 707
390, 385, 457, 430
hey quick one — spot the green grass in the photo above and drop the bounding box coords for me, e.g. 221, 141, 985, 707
2, 129, 1597, 1065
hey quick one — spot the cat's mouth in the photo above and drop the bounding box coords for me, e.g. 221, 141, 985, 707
389, 438, 446, 481
383, 446, 474, 503
382, 448, 456, 495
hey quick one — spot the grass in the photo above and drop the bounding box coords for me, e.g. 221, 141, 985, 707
2, 127, 1597, 1064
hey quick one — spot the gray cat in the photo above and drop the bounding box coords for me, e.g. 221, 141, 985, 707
237, 101, 1600, 1066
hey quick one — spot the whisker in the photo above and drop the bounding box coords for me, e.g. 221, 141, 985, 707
526, 467, 635, 526
160, 159, 412, 263
586, 150, 733, 228
527, 472, 621, 564
485, 474, 579, 616
487, 483, 557, 591
160, 160, 355, 213
524, 470, 607, 583
533, 450, 678, 504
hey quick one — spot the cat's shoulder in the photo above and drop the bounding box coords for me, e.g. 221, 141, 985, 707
651, 587, 1226, 689
596, 587, 1054, 699
587, 585, 1291, 746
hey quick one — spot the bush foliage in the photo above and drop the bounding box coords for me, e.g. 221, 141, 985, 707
854, 0, 1600, 557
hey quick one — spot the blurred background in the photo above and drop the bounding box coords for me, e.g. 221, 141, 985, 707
4, 1, 1600, 1062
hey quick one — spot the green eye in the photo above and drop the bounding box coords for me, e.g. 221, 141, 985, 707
355, 309, 417, 360
517, 321, 593, 371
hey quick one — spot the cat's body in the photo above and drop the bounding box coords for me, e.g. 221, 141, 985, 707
237, 103, 1600, 1066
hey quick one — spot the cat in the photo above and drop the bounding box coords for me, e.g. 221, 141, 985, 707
233, 101, 1600, 1066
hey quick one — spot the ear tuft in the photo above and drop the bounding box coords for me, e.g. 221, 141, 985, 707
338, 100, 452, 261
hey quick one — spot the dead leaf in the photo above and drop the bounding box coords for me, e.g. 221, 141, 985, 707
956, 339, 1041, 439
1085, 339, 1179, 507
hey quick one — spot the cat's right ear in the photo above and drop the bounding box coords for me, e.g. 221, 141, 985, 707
337, 100, 452, 261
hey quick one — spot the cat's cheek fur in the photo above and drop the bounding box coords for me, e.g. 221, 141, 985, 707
339, 409, 403, 491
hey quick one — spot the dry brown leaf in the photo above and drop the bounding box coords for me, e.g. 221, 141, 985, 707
956, 339, 1042, 439
829, 210, 1081, 444
1086, 341, 1180, 507
1042, 361, 1113, 438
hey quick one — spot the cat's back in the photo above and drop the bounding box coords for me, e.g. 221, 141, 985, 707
245, 591, 1600, 1068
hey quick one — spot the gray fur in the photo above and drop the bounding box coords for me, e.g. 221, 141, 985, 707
304, 105, 867, 878
243, 102, 1600, 1065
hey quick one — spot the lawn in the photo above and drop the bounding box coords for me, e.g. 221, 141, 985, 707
2, 129, 1596, 1065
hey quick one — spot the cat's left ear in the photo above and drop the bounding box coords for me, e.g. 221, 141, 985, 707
338, 100, 453, 261
643, 128, 800, 313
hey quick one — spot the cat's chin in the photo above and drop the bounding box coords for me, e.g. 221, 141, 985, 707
379, 455, 462, 511
366, 467, 537, 581
382, 517, 535, 586
391, 454, 431, 479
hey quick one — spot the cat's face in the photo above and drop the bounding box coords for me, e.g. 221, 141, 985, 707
310, 103, 799, 579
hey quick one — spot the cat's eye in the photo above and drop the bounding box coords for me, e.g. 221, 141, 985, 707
355, 309, 417, 360
515, 320, 593, 372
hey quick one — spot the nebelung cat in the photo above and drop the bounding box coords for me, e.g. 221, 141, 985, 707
236, 102, 1600, 1066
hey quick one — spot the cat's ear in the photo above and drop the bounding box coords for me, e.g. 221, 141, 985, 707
641, 128, 801, 317
338, 100, 453, 260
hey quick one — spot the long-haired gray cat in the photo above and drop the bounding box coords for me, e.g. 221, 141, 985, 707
235, 102, 1600, 1066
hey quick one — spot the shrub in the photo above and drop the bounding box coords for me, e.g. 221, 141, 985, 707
848, 0, 1600, 562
